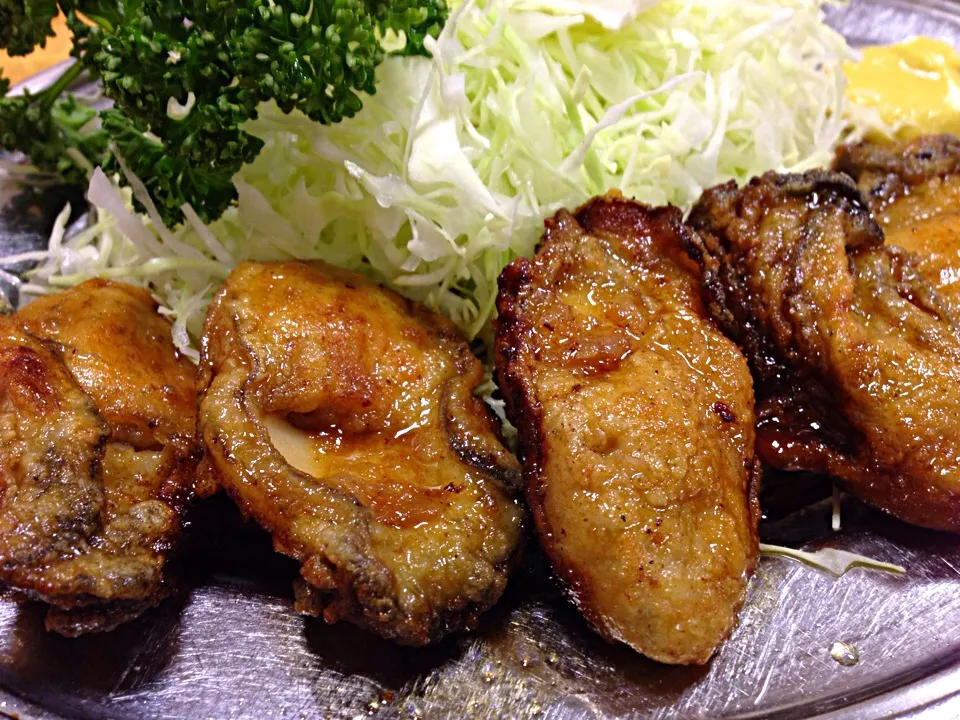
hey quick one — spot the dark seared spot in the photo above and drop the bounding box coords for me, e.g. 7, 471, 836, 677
0, 347, 57, 410
712, 401, 736, 423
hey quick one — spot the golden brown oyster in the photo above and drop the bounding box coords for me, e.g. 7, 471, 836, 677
688, 170, 960, 533
197, 260, 523, 645
0, 279, 198, 634
495, 193, 760, 665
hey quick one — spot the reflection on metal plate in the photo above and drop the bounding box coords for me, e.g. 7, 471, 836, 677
1, 0, 960, 718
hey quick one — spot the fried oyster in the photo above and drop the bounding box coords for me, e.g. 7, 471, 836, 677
834, 134, 960, 315
495, 193, 759, 665
197, 260, 523, 645
688, 170, 960, 533
0, 279, 198, 634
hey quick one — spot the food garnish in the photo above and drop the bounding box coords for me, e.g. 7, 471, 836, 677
0, 56, 104, 186
759, 544, 906, 578
3, 0, 855, 351
0, 0, 59, 57
0, 0, 447, 222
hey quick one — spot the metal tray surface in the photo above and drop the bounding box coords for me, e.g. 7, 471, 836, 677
1, 1, 960, 717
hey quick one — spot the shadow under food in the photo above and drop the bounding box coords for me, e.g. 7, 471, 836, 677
0, 590, 185, 719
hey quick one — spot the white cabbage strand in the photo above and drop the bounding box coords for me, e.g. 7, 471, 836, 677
7, 0, 859, 355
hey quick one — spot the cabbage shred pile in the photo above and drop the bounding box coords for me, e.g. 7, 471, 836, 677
11, 0, 856, 355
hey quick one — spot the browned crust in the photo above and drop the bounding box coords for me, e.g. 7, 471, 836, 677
833, 134, 960, 209
197, 260, 523, 646
687, 171, 883, 382
199, 275, 410, 639
42, 582, 173, 636
0, 321, 107, 572
0, 281, 199, 634
495, 255, 553, 558
496, 193, 758, 660
687, 170, 960, 532
685, 172, 877, 462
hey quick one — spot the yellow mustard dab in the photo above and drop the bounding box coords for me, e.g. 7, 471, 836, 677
845, 36, 960, 139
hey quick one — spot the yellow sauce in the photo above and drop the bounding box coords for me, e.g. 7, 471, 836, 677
262, 413, 454, 528
845, 36, 960, 139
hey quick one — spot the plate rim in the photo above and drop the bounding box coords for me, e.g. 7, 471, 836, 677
2, 2, 960, 719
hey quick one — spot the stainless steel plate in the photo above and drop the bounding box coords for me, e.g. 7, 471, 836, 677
2, 1, 960, 718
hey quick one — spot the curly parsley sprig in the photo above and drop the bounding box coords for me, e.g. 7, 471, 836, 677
0, 0, 447, 225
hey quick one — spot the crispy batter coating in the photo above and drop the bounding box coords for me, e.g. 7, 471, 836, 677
834, 135, 960, 315
197, 261, 523, 645
0, 280, 198, 635
688, 171, 960, 533
17, 280, 197, 448
495, 194, 759, 665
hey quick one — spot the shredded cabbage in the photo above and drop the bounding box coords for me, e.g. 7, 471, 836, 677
6, 0, 859, 354
760, 543, 906, 577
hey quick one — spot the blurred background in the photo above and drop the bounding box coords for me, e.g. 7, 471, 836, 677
1, 15, 71, 85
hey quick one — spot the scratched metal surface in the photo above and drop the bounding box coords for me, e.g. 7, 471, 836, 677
2, 1, 960, 718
